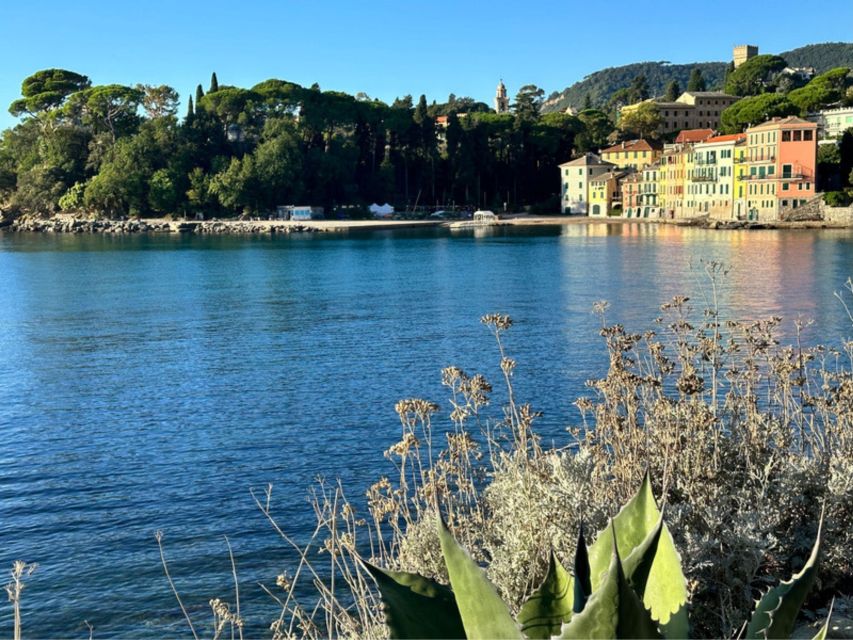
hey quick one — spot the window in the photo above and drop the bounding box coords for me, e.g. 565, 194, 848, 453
793, 130, 802, 141
578, 182, 583, 189
782, 131, 791, 142
768, 166, 775, 175
782, 164, 792, 178
804, 130, 813, 141
782, 183, 789, 191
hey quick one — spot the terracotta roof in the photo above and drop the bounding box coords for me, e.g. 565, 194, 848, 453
701, 133, 747, 144
558, 153, 616, 168
675, 129, 715, 143
601, 139, 660, 154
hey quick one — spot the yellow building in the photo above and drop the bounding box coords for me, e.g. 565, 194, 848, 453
589, 171, 626, 216
601, 139, 662, 171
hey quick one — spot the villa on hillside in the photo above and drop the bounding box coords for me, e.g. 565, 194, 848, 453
621, 91, 741, 135
600, 139, 662, 171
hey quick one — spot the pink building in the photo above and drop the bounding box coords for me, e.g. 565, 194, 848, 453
744, 116, 817, 220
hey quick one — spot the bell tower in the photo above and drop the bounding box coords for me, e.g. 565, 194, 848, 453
494, 80, 509, 113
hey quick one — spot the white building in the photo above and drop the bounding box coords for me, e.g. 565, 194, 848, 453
807, 106, 853, 141
558, 153, 616, 215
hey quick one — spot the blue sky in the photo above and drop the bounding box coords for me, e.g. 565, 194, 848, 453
2, 0, 852, 130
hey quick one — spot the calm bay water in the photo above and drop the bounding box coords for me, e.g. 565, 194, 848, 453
0, 223, 851, 637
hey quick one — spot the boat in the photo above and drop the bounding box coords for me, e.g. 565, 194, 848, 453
447, 210, 501, 229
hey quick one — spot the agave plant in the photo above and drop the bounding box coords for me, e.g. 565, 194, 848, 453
364, 474, 832, 640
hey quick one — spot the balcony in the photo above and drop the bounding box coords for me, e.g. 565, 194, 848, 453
690, 173, 716, 182
743, 172, 805, 181
694, 158, 717, 165
745, 155, 776, 164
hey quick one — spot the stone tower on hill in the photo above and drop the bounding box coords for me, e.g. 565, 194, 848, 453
733, 44, 758, 68
495, 80, 509, 113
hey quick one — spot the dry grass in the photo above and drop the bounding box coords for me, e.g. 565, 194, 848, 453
254, 269, 853, 639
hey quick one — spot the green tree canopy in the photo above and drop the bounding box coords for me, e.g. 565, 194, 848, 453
719, 93, 798, 133
619, 102, 661, 139
788, 67, 852, 114
628, 75, 650, 103
724, 55, 788, 96
514, 85, 545, 121
9, 69, 91, 117
687, 68, 707, 92
138, 85, 180, 119
664, 80, 681, 102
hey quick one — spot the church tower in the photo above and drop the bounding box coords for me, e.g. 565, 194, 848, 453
494, 80, 509, 113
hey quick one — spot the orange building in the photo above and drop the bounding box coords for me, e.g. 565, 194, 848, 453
744, 117, 818, 220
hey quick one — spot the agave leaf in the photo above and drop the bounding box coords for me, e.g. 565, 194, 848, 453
560, 533, 662, 639
745, 513, 824, 639
573, 525, 592, 615
587, 473, 689, 638
810, 598, 834, 640
437, 516, 521, 639
517, 552, 574, 639
363, 561, 466, 639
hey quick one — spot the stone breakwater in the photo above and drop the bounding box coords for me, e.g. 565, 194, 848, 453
7, 216, 318, 234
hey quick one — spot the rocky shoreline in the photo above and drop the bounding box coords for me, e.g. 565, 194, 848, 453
4, 215, 320, 235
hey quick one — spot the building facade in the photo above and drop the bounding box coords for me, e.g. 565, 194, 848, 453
744, 117, 818, 220
558, 153, 616, 214
601, 139, 662, 171
622, 91, 740, 135
690, 133, 746, 220
807, 106, 853, 140
589, 171, 626, 216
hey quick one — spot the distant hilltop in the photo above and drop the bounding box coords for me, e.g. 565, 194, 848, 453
543, 42, 853, 113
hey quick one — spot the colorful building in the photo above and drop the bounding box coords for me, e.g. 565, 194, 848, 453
558, 153, 616, 214
744, 116, 818, 220
601, 139, 662, 171
690, 133, 746, 220
589, 171, 627, 216
806, 106, 853, 140
621, 172, 641, 218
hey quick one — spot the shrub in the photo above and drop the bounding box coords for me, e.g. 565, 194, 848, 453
823, 190, 852, 207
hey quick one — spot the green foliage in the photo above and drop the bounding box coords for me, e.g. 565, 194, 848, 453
9, 68, 91, 116
370, 476, 829, 640
720, 94, 798, 133
724, 55, 788, 96
781, 43, 853, 73
363, 562, 466, 639
822, 190, 852, 207
58, 181, 86, 211
745, 516, 823, 639
619, 102, 661, 140
664, 80, 681, 102
514, 85, 545, 122
517, 553, 574, 639
788, 68, 852, 114
687, 68, 706, 92
437, 516, 521, 639
545, 61, 727, 113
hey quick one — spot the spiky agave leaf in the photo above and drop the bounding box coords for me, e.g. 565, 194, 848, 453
363, 561, 466, 639
517, 551, 574, 639
437, 516, 521, 639
587, 473, 689, 638
745, 512, 824, 639
559, 530, 662, 639
810, 598, 834, 640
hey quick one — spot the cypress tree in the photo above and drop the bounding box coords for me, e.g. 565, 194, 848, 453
209, 72, 219, 93
583, 94, 593, 110
195, 84, 205, 105
687, 68, 707, 92
664, 80, 681, 102
186, 95, 194, 122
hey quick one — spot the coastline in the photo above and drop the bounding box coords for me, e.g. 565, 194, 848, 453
2, 212, 851, 235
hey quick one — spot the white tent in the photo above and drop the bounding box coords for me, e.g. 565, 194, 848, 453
369, 203, 395, 218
